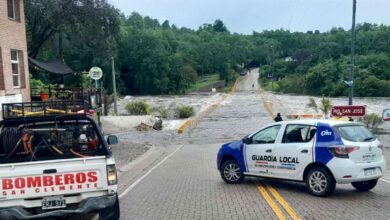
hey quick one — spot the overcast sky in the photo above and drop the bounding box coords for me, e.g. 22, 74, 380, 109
109, 0, 390, 34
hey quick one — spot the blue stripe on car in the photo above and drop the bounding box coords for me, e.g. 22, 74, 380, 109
217, 140, 247, 172
315, 122, 344, 164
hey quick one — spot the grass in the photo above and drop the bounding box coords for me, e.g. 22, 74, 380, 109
125, 100, 151, 115
186, 74, 220, 92
176, 105, 195, 118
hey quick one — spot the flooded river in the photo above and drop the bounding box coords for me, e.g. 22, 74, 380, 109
113, 69, 389, 147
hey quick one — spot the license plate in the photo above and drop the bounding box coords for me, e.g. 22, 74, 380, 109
364, 168, 376, 176
42, 196, 66, 210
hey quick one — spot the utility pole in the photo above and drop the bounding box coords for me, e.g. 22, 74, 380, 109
270, 45, 274, 91
111, 56, 118, 115
349, 0, 357, 105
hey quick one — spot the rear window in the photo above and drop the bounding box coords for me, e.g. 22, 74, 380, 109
334, 125, 376, 142
0, 120, 107, 164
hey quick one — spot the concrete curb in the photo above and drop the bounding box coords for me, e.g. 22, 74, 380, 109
177, 118, 193, 134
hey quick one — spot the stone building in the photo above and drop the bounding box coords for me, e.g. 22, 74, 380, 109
0, 0, 30, 106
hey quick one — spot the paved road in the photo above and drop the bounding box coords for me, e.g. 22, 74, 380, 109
118, 69, 390, 220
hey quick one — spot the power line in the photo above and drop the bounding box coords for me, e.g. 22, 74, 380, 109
288, 0, 302, 30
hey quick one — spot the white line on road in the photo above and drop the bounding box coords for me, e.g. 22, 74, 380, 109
380, 178, 390, 184
118, 144, 184, 199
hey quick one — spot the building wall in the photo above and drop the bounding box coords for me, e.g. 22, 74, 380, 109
0, 0, 30, 103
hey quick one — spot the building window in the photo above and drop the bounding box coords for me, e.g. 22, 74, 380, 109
11, 50, 20, 88
7, 0, 19, 21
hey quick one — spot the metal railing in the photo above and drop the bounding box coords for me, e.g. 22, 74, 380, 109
2, 101, 89, 119
30, 87, 101, 109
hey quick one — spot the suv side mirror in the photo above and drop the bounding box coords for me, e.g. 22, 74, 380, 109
242, 136, 252, 144
107, 135, 118, 145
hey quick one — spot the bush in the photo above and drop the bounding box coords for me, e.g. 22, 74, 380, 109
176, 105, 195, 118
279, 75, 306, 94
125, 100, 151, 115
264, 81, 280, 92
157, 107, 169, 118
360, 113, 383, 132
30, 75, 45, 88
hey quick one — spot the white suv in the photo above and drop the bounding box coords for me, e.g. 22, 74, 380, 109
217, 120, 387, 197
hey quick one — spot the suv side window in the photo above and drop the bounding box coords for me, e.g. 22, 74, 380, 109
251, 125, 281, 144
282, 125, 316, 143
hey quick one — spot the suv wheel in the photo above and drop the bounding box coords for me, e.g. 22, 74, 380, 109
306, 167, 335, 197
220, 160, 244, 184
352, 179, 378, 192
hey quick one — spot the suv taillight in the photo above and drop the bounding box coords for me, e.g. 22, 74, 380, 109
107, 165, 118, 185
328, 146, 360, 158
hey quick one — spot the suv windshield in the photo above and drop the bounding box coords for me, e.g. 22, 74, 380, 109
334, 125, 376, 142
0, 119, 107, 164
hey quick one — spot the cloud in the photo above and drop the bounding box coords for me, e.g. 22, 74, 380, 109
110, 0, 390, 34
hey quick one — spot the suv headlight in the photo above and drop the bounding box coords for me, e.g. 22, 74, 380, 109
107, 165, 118, 185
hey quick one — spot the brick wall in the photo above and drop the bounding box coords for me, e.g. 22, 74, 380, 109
0, 0, 30, 102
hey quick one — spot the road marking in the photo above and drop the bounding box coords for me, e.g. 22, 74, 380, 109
267, 184, 301, 220
380, 178, 390, 184
118, 144, 184, 199
257, 183, 286, 220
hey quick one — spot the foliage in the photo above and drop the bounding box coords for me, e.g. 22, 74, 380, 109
257, 25, 390, 97
26, 1, 390, 96
81, 73, 94, 88
319, 97, 332, 117
278, 75, 305, 94
360, 113, 383, 132
25, 0, 121, 92
29, 75, 46, 89
26, 0, 120, 59
306, 96, 332, 117
264, 82, 280, 92
187, 74, 220, 91
157, 107, 169, 119
306, 97, 318, 113
30, 75, 48, 95
175, 105, 195, 118
125, 100, 151, 115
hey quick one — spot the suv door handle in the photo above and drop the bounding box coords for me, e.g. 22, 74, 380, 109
301, 149, 308, 154
266, 149, 272, 153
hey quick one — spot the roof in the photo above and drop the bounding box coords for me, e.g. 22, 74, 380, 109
275, 119, 362, 126
29, 57, 74, 74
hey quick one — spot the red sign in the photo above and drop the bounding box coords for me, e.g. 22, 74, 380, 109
1, 172, 99, 197
383, 109, 390, 121
331, 105, 366, 117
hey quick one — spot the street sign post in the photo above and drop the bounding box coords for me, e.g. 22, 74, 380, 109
383, 109, 390, 121
88, 67, 103, 127
331, 105, 366, 117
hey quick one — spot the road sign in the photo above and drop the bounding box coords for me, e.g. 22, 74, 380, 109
89, 67, 103, 80
331, 105, 366, 117
383, 109, 390, 121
